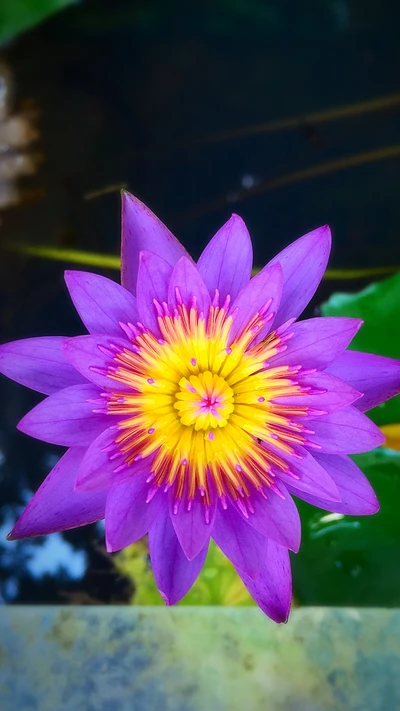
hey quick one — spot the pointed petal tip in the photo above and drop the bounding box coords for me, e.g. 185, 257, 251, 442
267, 601, 291, 624
218, 212, 250, 238
105, 530, 125, 553
73, 478, 90, 494
268, 223, 331, 328
290, 538, 301, 555
312, 224, 331, 243
237, 540, 293, 622
177, 538, 206, 562
229, 212, 247, 225
105, 537, 114, 553
174, 254, 194, 268
138, 250, 153, 272
121, 191, 161, 225
150, 510, 208, 604
228, 260, 283, 344
305, 453, 381, 515
327, 351, 400, 413
64, 268, 83, 281
121, 190, 154, 219
376, 430, 387, 448
121, 192, 189, 294
121, 189, 137, 206
169, 499, 215, 561
0, 337, 87, 395
271, 261, 284, 278
159, 590, 172, 606
63, 269, 95, 289
277, 609, 290, 624
63, 270, 78, 295
369, 496, 380, 515
299, 223, 331, 246
6, 448, 107, 539
197, 213, 253, 302
62, 337, 73, 356
6, 520, 42, 541
168, 256, 211, 313
6, 518, 43, 541
16, 414, 30, 437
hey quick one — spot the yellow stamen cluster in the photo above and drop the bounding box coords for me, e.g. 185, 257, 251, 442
105, 299, 308, 505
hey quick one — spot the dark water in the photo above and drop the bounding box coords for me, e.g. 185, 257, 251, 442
0, 0, 399, 604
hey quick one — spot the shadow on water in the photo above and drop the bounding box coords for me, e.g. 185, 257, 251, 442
0, 0, 399, 603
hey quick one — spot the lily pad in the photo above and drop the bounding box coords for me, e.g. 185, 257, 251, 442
292, 448, 400, 606
322, 272, 400, 425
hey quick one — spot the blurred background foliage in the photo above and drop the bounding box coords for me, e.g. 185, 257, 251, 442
115, 538, 255, 606
0, 0, 75, 45
0, 0, 399, 607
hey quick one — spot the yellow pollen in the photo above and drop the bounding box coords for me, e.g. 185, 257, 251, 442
104, 299, 309, 505
174, 371, 234, 430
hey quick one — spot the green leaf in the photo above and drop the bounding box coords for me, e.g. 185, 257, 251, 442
0, 0, 74, 44
322, 272, 400, 425
292, 448, 400, 606
299, 279, 400, 603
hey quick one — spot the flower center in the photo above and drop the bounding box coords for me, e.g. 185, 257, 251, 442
174, 372, 234, 430
100, 294, 312, 507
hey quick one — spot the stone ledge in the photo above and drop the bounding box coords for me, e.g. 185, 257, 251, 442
1, 607, 399, 710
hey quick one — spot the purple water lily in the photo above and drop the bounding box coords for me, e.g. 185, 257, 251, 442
1, 192, 400, 622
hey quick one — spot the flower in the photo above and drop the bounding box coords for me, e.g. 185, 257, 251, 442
1, 192, 400, 622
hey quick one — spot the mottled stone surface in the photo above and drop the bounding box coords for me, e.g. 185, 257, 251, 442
0, 607, 399, 710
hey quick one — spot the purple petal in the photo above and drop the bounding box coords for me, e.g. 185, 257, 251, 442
75, 428, 153, 492
64, 271, 138, 337
327, 350, 400, 412
149, 510, 208, 605
238, 541, 292, 623
8, 448, 106, 539
289, 453, 380, 515
63, 334, 133, 391
121, 192, 189, 295
0, 337, 85, 395
268, 444, 340, 501
136, 251, 173, 334
105, 476, 164, 552
17, 383, 113, 447
168, 257, 211, 314
276, 371, 362, 414
212, 502, 268, 579
272, 317, 362, 370
267, 225, 331, 328
235, 483, 301, 552
228, 263, 283, 343
170, 496, 216, 560
307, 406, 385, 453
197, 214, 253, 302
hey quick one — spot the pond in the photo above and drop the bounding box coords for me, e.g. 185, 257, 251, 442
0, 0, 399, 608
